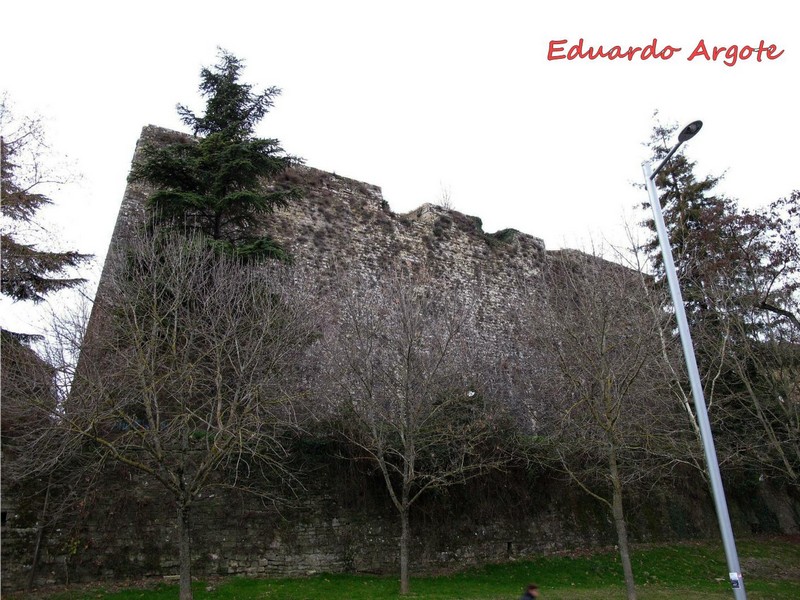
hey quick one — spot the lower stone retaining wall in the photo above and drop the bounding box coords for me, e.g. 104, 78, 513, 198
3, 465, 798, 593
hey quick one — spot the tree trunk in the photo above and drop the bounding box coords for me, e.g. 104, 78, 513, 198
177, 503, 193, 600
609, 446, 637, 600
741, 372, 799, 484
399, 505, 410, 595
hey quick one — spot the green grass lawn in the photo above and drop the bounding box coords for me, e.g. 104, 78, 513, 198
20, 537, 800, 600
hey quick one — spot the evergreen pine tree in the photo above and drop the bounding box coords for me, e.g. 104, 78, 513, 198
642, 120, 742, 327
643, 118, 799, 332
1, 98, 91, 306
131, 50, 300, 262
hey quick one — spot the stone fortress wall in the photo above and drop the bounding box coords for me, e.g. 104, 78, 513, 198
2, 126, 797, 592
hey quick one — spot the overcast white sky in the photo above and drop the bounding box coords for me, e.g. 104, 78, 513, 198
2, 0, 797, 334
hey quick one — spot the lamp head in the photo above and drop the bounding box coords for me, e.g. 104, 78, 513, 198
678, 120, 703, 143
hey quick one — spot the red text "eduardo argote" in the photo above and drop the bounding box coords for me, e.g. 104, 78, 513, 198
547, 39, 784, 67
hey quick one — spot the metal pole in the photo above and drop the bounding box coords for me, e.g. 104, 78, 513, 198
643, 160, 746, 599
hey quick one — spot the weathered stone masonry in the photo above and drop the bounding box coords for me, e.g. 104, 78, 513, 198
2, 126, 798, 592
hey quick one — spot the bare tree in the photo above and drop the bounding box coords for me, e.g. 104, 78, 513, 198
19, 230, 317, 600
526, 249, 693, 600
693, 274, 800, 487
701, 194, 799, 487
637, 185, 800, 486
314, 272, 512, 595
642, 121, 800, 486
435, 183, 455, 211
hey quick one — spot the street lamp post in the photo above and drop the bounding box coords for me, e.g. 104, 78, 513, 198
643, 121, 746, 600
